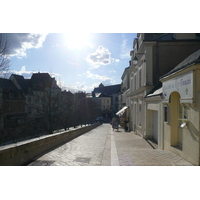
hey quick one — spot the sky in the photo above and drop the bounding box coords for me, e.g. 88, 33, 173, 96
3, 33, 136, 93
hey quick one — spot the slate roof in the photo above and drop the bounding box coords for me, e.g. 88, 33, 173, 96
0, 78, 25, 99
92, 84, 121, 97
10, 73, 60, 93
160, 48, 200, 79
11, 74, 31, 93
144, 33, 200, 41
30, 73, 53, 90
99, 92, 111, 98
0, 78, 17, 90
144, 33, 174, 41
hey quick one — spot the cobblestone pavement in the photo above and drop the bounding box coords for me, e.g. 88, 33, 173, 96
28, 124, 194, 166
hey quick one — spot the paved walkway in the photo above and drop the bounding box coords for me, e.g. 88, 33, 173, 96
28, 124, 193, 166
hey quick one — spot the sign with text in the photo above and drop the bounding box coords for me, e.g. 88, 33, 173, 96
163, 71, 193, 103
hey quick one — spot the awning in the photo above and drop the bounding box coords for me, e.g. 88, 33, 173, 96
116, 106, 128, 116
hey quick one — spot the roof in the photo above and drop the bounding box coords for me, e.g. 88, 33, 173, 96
10, 74, 31, 93
160, 48, 200, 79
92, 84, 121, 97
99, 92, 111, 98
0, 78, 25, 99
145, 82, 162, 98
143, 33, 200, 42
10, 73, 60, 93
144, 33, 174, 41
30, 73, 54, 91
0, 78, 18, 90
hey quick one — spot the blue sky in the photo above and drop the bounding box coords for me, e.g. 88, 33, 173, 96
4, 33, 136, 92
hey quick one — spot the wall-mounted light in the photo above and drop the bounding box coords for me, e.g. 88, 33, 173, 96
132, 53, 146, 65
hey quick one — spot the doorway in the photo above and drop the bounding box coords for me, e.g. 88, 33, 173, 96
169, 92, 182, 149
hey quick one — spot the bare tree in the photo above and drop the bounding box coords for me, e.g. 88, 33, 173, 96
33, 88, 62, 134
0, 33, 10, 75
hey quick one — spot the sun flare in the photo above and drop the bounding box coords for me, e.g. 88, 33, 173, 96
64, 33, 91, 49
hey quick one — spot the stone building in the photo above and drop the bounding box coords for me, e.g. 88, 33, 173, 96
0, 78, 26, 144
129, 33, 200, 141
160, 49, 200, 165
92, 83, 121, 121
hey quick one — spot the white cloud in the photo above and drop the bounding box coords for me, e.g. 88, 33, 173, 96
21, 66, 26, 72
85, 70, 114, 83
6, 33, 48, 58
86, 46, 111, 68
120, 33, 131, 59
8, 66, 33, 78
64, 82, 96, 93
84, 70, 115, 86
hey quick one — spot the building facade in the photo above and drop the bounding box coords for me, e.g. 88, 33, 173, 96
160, 49, 200, 165
117, 66, 131, 130
129, 33, 200, 140
92, 83, 121, 121
0, 78, 27, 144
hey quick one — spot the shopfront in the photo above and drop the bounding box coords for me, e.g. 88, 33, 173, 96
160, 49, 200, 165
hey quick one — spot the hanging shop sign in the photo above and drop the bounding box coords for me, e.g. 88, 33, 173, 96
163, 71, 193, 103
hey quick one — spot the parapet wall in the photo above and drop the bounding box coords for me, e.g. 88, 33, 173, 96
0, 124, 100, 166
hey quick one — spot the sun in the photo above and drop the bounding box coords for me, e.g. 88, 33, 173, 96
64, 33, 91, 49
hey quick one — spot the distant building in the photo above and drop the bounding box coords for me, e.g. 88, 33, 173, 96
92, 83, 121, 120
0, 78, 26, 143
10, 73, 61, 116
10, 73, 62, 134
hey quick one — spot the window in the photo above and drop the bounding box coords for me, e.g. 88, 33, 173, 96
127, 74, 130, 89
139, 69, 142, 87
134, 75, 136, 90
130, 77, 133, 92
164, 105, 169, 123
138, 103, 142, 126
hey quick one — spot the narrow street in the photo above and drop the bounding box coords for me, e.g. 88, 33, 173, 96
28, 124, 193, 166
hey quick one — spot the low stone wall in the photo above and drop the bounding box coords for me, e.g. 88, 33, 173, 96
0, 124, 100, 166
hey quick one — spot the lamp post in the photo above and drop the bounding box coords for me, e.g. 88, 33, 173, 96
132, 53, 146, 65
133, 56, 138, 65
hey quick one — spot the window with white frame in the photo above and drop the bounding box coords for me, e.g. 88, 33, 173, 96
139, 69, 142, 88
138, 103, 142, 126
134, 74, 136, 91
130, 76, 133, 92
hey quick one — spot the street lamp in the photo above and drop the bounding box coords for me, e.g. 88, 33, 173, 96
132, 56, 138, 65
132, 53, 146, 65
